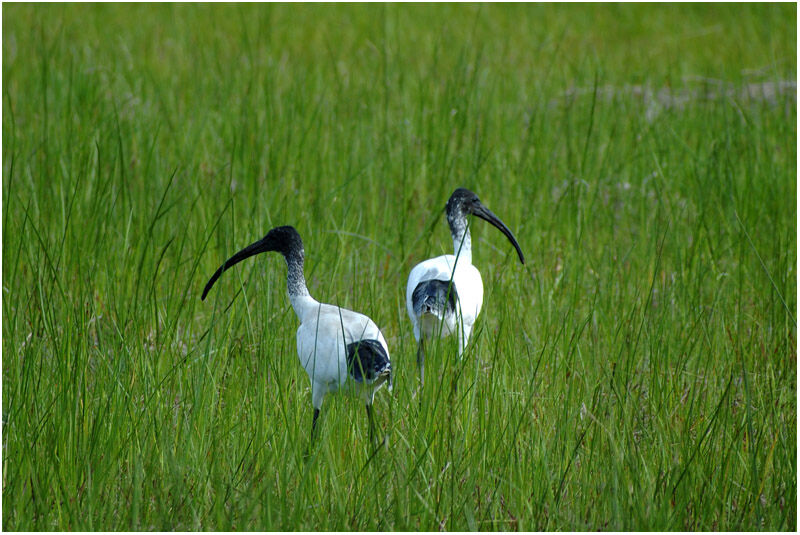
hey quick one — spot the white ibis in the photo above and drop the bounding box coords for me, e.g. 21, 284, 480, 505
202, 225, 392, 441
405, 188, 525, 385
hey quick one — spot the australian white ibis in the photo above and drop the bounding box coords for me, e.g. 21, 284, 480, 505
405, 188, 525, 385
202, 225, 392, 442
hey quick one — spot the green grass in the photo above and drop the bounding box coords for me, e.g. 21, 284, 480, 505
2, 3, 796, 530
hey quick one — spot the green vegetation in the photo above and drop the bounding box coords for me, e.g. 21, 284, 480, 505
2, 3, 795, 530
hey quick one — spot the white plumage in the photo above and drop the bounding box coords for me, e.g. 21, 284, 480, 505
406, 188, 525, 385
406, 254, 483, 351
293, 301, 391, 411
202, 225, 391, 439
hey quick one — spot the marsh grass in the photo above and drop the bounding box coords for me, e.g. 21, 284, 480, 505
2, 3, 796, 530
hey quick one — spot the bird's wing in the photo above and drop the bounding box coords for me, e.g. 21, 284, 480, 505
406, 255, 458, 318
406, 254, 483, 325
303, 304, 387, 354
345, 339, 391, 384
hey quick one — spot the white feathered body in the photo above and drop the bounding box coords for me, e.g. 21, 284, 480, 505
405, 254, 484, 349
292, 296, 391, 409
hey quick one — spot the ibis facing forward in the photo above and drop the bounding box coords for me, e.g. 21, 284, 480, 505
406, 188, 525, 385
202, 226, 392, 441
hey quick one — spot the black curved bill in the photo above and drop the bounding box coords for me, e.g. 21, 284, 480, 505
472, 203, 525, 264
201, 236, 272, 300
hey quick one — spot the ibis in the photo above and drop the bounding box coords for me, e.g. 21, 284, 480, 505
202, 225, 392, 441
405, 188, 525, 385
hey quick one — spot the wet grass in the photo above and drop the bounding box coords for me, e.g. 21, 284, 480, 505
2, 3, 796, 530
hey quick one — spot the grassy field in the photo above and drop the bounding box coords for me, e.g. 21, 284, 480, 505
2, 3, 796, 531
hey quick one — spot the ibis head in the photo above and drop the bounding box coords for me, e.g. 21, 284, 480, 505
201, 225, 304, 300
446, 188, 525, 265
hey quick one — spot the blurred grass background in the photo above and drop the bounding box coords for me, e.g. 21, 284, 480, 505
2, 3, 796, 530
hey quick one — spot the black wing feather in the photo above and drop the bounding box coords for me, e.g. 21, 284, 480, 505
346, 339, 391, 384
412, 279, 458, 317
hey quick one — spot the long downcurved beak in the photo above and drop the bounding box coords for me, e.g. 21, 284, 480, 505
201, 235, 272, 300
471, 203, 526, 264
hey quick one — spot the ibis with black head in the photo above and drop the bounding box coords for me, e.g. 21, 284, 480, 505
406, 188, 525, 385
202, 226, 392, 442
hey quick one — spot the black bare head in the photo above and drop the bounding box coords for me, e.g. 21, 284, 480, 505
445, 188, 525, 264
201, 225, 305, 300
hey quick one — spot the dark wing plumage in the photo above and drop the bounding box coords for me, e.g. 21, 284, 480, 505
412, 279, 459, 318
346, 339, 391, 384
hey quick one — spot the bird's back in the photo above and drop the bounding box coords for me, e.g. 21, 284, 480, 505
296, 302, 389, 386
411, 279, 458, 318
406, 254, 484, 325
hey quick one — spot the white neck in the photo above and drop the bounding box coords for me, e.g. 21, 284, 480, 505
450, 218, 473, 264
289, 293, 321, 323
